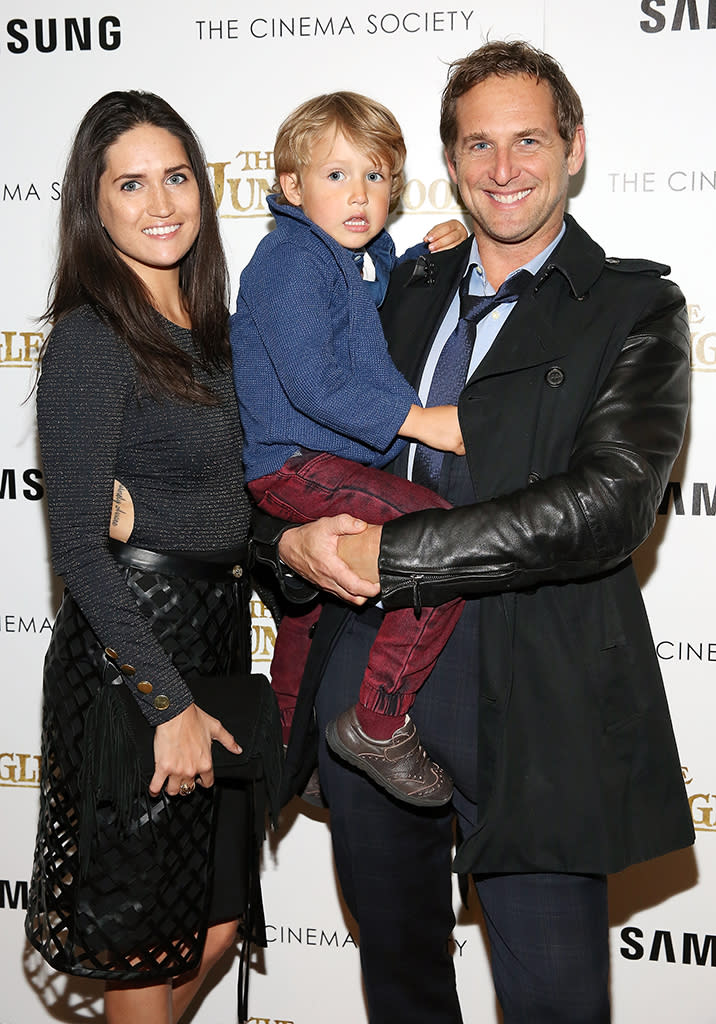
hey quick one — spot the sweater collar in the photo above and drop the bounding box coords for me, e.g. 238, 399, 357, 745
266, 193, 395, 274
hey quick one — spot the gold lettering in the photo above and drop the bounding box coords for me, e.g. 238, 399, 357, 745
16, 753, 40, 784
20, 331, 43, 362
236, 150, 274, 172
399, 178, 464, 214
251, 622, 276, 659
0, 331, 23, 363
401, 178, 427, 211
207, 161, 230, 209
227, 176, 272, 213
689, 792, 715, 829
693, 331, 716, 368
428, 178, 461, 211
0, 329, 45, 365
250, 596, 269, 619
209, 150, 279, 216
687, 303, 705, 325
0, 754, 17, 783
0, 753, 41, 785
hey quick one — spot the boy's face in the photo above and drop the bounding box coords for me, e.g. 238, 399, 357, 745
280, 130, 392, 249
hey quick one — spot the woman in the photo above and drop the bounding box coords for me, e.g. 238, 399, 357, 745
25, 91, 266, 1023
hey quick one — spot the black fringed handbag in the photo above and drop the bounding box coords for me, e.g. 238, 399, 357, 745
82, 656, 283, 1018
90, 651, 283, 825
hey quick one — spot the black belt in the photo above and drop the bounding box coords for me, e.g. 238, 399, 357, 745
108, 538, 248, 583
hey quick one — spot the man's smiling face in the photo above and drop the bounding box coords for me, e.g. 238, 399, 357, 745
447, 73, 585, 262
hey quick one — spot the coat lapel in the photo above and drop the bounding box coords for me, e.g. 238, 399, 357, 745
467, 298, 563, 384
383, 216, 608, 390
466, 216, 607, 385
381, 239, 472, 385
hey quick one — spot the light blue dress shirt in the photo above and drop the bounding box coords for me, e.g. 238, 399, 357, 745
407, 223, 566, 480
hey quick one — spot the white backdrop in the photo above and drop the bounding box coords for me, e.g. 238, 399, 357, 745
1, 1, 714, 1021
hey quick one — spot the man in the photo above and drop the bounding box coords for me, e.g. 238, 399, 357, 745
264, 40, 695, 1024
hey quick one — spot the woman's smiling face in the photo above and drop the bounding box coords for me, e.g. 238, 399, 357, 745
96, 123, 201, 285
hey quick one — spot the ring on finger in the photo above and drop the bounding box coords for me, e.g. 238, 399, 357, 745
179, 780, 196, 796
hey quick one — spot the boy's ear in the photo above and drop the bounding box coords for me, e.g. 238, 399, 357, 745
280, 172, 303, 207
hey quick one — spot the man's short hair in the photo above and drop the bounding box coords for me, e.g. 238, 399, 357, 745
272, 91, 407, 209
440, 40, 584, 161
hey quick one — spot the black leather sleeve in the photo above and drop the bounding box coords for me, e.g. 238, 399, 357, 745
378, 291, 691, 609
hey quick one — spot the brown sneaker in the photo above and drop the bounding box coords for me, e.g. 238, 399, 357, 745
325, 706, 453, 807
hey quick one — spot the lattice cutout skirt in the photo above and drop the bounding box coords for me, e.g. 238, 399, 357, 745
25, 566, 252, 980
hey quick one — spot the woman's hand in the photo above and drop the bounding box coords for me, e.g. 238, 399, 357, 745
150, 703, 241, 797
278, 514, 381, 605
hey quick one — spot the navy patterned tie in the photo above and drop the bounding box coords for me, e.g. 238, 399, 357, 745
412, 266, 533, 489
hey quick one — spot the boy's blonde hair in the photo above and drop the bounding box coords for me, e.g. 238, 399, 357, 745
272, 91, 406, 209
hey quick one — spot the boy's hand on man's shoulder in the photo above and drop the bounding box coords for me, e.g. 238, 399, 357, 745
424, 219, 468, 253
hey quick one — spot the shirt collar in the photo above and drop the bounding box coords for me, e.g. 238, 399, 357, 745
468, 221, 567, 295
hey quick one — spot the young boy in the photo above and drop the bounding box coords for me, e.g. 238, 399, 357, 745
231, 92, 467, 807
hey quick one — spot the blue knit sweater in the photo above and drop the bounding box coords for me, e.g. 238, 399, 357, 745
231, 197, 421, 482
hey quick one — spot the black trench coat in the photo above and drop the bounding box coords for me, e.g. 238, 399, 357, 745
277, 214, 695, 876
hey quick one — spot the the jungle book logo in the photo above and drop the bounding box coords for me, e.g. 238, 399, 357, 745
0, 330, 43, 368
209, 152, 274, 219
689, 304, 715, 371
210, 151, 462, 219
683, 767, 716, 833
0, 753, 41, 787
251, 595, 276, 663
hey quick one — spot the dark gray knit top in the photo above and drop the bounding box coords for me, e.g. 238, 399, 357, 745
37, 305, 251, 725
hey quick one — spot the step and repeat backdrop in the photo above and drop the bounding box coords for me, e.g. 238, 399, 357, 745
1, 0, 714, 1021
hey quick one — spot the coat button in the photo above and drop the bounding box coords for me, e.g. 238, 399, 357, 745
232, 565, 243, 578
121, 664, 136, 675
137, 680, 153, 694
527, 472, 541, 485
545, 366, 565, 387
104, 647, 118, 660
153, 694, 170, 711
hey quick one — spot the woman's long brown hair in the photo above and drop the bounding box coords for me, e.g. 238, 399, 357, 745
44, 90, 230, 402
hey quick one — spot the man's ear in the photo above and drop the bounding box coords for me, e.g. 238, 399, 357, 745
445, 149, 458, 186
567, 125, 586, 177
280, 172, 303, 207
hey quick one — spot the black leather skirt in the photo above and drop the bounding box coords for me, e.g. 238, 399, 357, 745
25, 550, 253, 981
